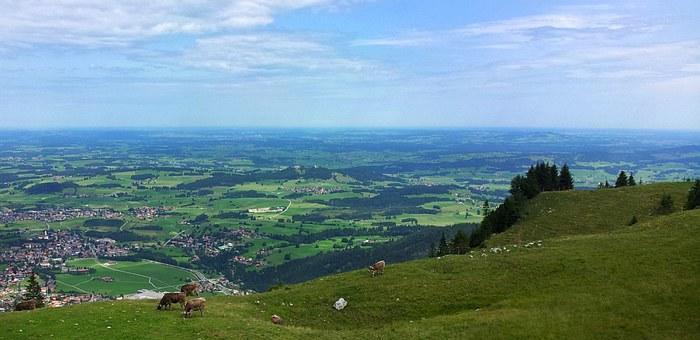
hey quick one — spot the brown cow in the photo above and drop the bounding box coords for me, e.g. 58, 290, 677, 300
368, 260, 385, 277
183, 297, 206, 318
180, 283, 199, 296
14, 299, 37, 311
157, 292, 186, 310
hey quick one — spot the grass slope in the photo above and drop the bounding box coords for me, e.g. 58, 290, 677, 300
488, 182, 692, 245
1, 187, 698, 339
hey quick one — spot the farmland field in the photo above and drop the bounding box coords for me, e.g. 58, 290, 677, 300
55, 259, 197, 296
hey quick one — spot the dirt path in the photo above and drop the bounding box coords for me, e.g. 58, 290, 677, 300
272, 199, 292, 218
92, 259, 158, 289
55, 279, 91, 294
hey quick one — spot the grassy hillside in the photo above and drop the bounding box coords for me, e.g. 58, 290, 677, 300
1, 186, 698, 339
488, 182, 692, 245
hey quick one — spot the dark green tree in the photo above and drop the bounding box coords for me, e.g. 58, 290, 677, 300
450, 230, 470, 255
686, 179, 700, 210
656, 194, 674, 215
23, 272, 44, 308
437, 232, 450, 256
615, 171, 628, 188
559, 164, 574, 190
628, 174, 636, 186
604, 180, 611, 188
510, 174, 539, 199
428, 242, 437, 257
482, 200, 491, 216
627, 215, 638, 226
548, 164, 559, 191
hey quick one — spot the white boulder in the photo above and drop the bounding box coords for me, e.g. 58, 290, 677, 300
334, 298, 348, 311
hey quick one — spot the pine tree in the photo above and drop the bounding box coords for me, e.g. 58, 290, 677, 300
604, 180, 611, 188
23, 272, 44, 308
686, 179, 700, 210
548, 164, 559, 191
437, 232, 449, 256
615, 171, 628, 188
510, 175, 539, 199
656, 194, 674, 215
428, 242, 437, 257
450, 230, 469, 254
482, 200, 490, 216
628, 174, 636, 186
559, 164, 574, 190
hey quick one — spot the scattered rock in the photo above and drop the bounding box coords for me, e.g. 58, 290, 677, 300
334, 298, 348, 310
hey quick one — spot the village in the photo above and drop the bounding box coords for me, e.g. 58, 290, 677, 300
169, 226, 265, 267
0, 207, 122, 225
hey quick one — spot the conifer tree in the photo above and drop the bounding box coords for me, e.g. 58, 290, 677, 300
686, 179, 700, 210
628, 174, 636, 186
604, 180, 611, 188
615, 171, 628, 188
428, 242, 437, 257
482, 200, 490, 216
437, 232, 449, 256
23, 272, 44, 308
548, 164, 559, 191
656, 194, 674, 215
450, 230, 469, 254
559, 164, 574, 190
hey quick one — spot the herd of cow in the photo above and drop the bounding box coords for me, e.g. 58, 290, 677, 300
12, 260, 387, 321
157, 283, 206, 318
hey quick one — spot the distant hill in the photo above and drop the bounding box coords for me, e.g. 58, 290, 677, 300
1, 183, 698, 339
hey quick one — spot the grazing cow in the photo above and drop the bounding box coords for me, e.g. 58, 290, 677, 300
183, 298, 206, 318
271, 314, 283, 325
157, 292, 186, 310
180, 283, 199, 296
14, 299, 36, 311
368, 260, 385, 277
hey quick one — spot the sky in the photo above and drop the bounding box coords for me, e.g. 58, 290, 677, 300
0, 0, 699, 130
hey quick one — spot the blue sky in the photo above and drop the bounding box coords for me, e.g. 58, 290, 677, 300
0, 0, 699, 129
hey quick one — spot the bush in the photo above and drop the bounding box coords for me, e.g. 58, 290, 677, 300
655, 194, 674, 215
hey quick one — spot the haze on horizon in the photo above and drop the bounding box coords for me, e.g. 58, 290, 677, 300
0, 0, 699, 130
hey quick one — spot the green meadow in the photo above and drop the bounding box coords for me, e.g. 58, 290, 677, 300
55, 259, 197, 296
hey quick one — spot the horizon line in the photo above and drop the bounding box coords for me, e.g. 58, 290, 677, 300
1, 125, 699, 133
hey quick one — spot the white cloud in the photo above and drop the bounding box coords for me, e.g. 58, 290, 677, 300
183, 33, 372, 74
456, 13, 628, 36
0, 0, 349, 46
353, 5, 700, 84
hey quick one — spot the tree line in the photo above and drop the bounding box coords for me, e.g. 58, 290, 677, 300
599, 170, 638, 188
200, 224, 476, 291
